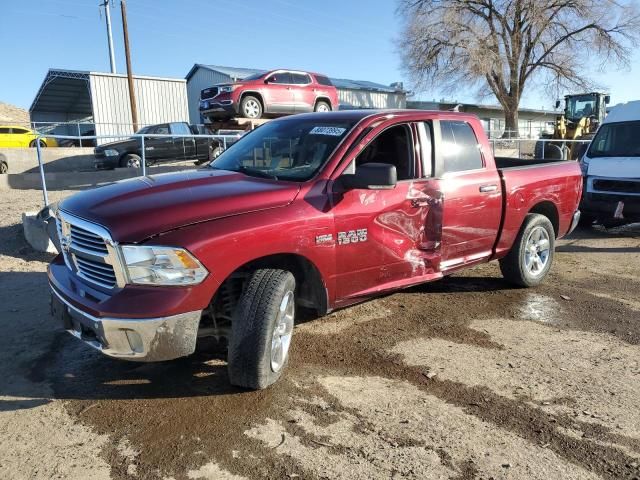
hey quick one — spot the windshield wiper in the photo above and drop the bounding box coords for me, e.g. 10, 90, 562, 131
237, 165, 278, 180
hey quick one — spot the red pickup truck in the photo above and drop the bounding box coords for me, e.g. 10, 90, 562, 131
48, 110, 582, 389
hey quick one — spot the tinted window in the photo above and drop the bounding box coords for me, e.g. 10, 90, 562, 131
12, 128, 28, 134
0, 128, 10, 134
268, 72, 293, 84
356, 124, 415, 181
315, 75, 333, 86
210, 118, 356, 181
151, 124, 170, 135
291, 73, 311, 85
440, 120, 483, 173
588, 121, 640, 158
170, 123, 191, 135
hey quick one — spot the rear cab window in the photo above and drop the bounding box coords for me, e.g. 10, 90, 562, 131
440, 120, 484, 173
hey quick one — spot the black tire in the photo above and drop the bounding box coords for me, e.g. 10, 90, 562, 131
314, 100, 331, 112
29, 139, 47, 148
499, 214, 555, 287
0, 161, 7, 174
119, 153, 142, 169
240, 95, 263, 119
228, 269, 296, 390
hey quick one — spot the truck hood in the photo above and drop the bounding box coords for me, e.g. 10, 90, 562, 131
587, 156, 640, 178
94, 138, 133, 151
60, 169, 300, 242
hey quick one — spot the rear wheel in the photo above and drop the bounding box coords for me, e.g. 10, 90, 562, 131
500, 214, 555, 287
240, 95, 263, 119
314, 100, 331, 112
29, 139, 47, 148
120, 153, 142, 169
228, 269, 296, 389
0, 161, 7, 174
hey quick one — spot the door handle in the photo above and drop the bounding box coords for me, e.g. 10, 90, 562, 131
479, 184, 498, 193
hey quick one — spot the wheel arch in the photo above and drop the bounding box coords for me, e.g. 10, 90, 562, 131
215, 252, 329, 316
528, 201, 559, 237
314, 97, 333, 110
239, 91, 265, 110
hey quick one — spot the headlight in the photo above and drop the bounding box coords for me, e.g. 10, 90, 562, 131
121, 245, 208, 286
579, 156, 590, 176
219, 85, 236, 93
104, 149, 119, 157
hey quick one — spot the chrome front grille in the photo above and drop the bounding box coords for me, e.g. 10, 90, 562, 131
57, 211, 124, 290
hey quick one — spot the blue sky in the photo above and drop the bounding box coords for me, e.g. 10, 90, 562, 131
0, 0, 638, 111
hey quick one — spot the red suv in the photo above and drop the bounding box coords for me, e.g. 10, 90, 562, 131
199, 69, 339, 120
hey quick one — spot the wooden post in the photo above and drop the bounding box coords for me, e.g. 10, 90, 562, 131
121, 0, 138, 131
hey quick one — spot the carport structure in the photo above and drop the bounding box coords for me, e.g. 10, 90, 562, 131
30, 69, 189, 142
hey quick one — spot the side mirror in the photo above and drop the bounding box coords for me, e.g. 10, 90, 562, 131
604, 95, 611, 105
265, 77, 273, 84
555, 100, 561, 109
339, 163, 397, 190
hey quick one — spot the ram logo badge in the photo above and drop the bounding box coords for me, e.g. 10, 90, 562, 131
337, 229, 368, 245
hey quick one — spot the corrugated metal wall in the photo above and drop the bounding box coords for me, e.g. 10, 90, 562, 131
90, 73, 189, 143
337, 88, 406, 110
186, 69, 233, 124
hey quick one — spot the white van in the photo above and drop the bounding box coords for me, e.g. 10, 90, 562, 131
580, 101, 640, 226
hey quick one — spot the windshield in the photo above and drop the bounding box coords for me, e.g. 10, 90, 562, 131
209, 118, 356, 181
135, 126, 151, 134
587, 121, 640, 158
241, 72, 266, 81
565, 95, 597, 122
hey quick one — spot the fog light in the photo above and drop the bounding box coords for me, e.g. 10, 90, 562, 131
125, 330, 144, 353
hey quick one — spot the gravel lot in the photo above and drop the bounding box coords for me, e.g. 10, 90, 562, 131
1, 187, 639, 480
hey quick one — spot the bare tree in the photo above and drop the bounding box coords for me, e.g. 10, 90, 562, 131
398, 0, 640, 136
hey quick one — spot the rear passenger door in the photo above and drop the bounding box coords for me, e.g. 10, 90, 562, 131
438, 120, 502, 269
291, 73, 315, 113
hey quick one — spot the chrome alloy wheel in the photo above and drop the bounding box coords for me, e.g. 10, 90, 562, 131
127, 157, 141, 168
524, 226, 551, 276
270, 290, 295, 372
243, 99, 261, 118
316, 103, 330, 112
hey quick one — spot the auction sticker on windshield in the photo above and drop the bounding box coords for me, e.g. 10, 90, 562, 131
309, 126, 347, 136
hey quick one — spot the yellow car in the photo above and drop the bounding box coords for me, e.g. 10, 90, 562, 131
0, 125, 58, 148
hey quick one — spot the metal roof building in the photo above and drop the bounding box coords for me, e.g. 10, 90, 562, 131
30, 69, 189, 142
185, 64, 406, 124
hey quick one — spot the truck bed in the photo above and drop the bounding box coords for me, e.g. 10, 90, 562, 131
493, 157, 583, 258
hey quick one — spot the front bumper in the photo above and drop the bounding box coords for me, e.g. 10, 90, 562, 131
580, 192, 640, 222
51, 286, 201, 362
200, 99, 237, 119
93, 153, 119, 170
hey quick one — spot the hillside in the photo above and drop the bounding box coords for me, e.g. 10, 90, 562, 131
0, 101, 29, 126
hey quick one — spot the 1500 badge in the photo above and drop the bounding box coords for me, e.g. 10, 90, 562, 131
338, 229, 368, 245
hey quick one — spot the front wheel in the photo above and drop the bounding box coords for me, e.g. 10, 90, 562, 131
228, 269, 296, 389
120, 153, 142, 169
499, 214, 555, 287
29, 139, 47, 148
240, 95, 263, 119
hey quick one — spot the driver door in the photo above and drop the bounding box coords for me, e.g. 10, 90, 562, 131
332, 121, 443, 302
264, 72, 295, 114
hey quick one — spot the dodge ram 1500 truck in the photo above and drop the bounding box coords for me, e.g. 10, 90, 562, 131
48, 110, 582, 389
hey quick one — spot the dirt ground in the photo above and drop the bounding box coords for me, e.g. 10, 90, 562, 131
1, 187, 640, 480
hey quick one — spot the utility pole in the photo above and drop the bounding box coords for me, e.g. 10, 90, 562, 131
101, 0, 116, 73
121, 0, 138, 131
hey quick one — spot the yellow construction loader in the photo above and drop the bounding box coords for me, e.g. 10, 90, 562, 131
536, 92, 610, 159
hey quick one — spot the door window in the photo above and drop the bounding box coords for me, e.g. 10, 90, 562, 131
0, 128, 10, 134
151, 124, 170, 135
267, 72, 293, 84
11, 128, 29, 134
170, 123, 191, 135
356, 124, 415, 181
440, 120, 483, 173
